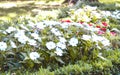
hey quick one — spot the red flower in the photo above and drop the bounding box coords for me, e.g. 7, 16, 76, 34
110, 31, 117, 36
101, 28, 107, 32
98, 30, 105, 35
102, 22, 108, 26
79, 21, 84, 24
96, 26, 101, 28
88, 24, 92, 26
61, 20, 71, 23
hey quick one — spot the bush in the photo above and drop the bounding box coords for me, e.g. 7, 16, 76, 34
0, 17, 111, 72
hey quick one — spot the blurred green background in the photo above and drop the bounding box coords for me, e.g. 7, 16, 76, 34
0, 0, 120, 21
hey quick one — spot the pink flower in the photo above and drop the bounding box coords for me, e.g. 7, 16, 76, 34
61, 20, 71, 23
98, 30, 105, 35
102, 22, 108, 27
110, 31, 117, 36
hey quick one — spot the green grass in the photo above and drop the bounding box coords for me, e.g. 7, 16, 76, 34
99, 0, 120, 3
0, 1, 63, 21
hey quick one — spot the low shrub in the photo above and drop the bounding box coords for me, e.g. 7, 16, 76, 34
0, 18, 112, 72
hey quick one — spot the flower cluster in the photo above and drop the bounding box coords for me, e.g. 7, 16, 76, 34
82, 33, 110, 47
111, 10, 120, 19
62, 5, 119, 36
0, 19, 111, 58
69, 5, 110, 23
0, 6, 117, 63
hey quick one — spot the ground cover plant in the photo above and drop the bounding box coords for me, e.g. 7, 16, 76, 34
0, 0, 120, 75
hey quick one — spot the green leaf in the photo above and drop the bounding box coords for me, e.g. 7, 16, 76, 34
69, 47, 78, 60
21, 59, 34, 69
18, 52, 28, 60
55, 57, 65, 64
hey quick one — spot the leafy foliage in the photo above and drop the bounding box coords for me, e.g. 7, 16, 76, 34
0, 4, 120, 75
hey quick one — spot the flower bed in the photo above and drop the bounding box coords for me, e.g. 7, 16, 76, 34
0, 5, 120, 74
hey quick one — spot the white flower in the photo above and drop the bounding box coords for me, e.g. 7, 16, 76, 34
82, 15, 91, 22
75, 8, 84, 13
28, 21, 35, 27
29, 52, 40, 60
46, 41, 56, 50
113, 10, 119, 15
3, 31, 7, 34
69, 37, 78, 46
14, 30, 29, 44
44, 21, 60, 26
91, 34, 100, 42
51, 28, 62, 36
60, 23, 69, 29
69, 22, 83, 28
101, 39, 110, 46
81, 35, 91, 41
28, 39, 37, 46
0, 42, 7, 51
111, 14, 116, 18
18, 36, 29, 44
36, 22, 46, 29
92, 35, 110, 46
90, 27, 99, 32
91, 33, 110, 46
59, 37, 67, 43
85, 26, 99, 32
55, 47, 63, 56
92, 11, 101, 19
116, 13, 120, 19
57, 42, 66, 49
14, 30, 25, 38
31, 33, 39, 39
31, 33, 41, 41
84, 5, 97, 11
10, 40, 17, 48
6, 27, 16, 33
105, 11, 111, 16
